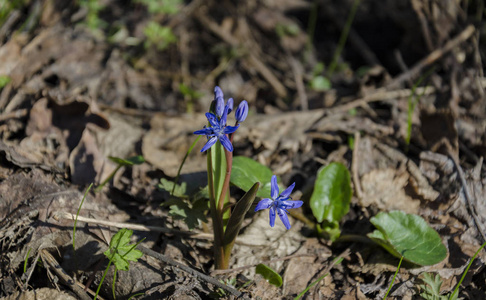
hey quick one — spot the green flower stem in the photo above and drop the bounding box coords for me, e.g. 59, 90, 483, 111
207, 148, 225, 269
216, 148, 234, 269
217, 149, 233, 214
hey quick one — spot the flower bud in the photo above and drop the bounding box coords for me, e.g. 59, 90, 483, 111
214, 86, 224, 117
226, 98, 234, 114
235, 100, 248, 122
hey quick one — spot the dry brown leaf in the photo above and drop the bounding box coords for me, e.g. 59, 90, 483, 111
360, 167, 420, 214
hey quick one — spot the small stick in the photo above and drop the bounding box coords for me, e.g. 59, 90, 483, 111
138, 245, 244, 299
54, 211, 214, 240
446, 146, 486, 243
386, 25, 476, 89
211, 253, 316, 276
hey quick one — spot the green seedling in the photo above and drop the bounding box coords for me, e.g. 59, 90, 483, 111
96, 155, 145, 192
418, 273, 460, 300
309, 62, 332, 92
143, 21, 177, 51
256, 264, 282, 287
96, 228, 145, 300
159, 178, 209, 230
135, 0, 182, 15
179, 83, 203, 114
79, 0, 107, 32
310, 162, 352, 241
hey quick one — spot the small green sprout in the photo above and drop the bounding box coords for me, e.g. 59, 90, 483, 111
95, 228, 145, 300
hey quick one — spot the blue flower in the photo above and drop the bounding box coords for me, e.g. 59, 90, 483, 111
235, 100, 248, 122
214, 86, 225, 117
194, 104, 239, 152
255, 175, 303, 230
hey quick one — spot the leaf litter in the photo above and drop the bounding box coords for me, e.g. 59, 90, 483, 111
0, 0, 485, 299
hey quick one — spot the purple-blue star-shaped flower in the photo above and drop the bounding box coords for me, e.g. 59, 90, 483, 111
194, 103, 239, 152
255, 175, 303, 230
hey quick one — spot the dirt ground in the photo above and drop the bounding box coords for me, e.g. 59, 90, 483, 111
0, 0, 485, 299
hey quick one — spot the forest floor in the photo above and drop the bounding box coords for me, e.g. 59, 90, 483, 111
0, 0, 485, 299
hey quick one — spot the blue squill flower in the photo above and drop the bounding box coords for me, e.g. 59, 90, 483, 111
235, 100, 248, 122
214, 86, 225, 117
255, 175, 303, 229
194, 105, 239, 152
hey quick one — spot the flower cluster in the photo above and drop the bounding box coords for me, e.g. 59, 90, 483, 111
194, 86, 248, 152
255, 175, 303, 230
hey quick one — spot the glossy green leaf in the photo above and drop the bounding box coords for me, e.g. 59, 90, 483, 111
231, 156, 273, 198
103, 229, 143, 271
310, 162, 352, 223
367, 211, 447, 266
223, 182, 260, 251
256, 264, 282, 287
108, 155, 145, 166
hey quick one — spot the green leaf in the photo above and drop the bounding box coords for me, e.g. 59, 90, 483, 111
231, 156, 273, 198
168, 198, 208, 230
108, 155, 145, 166
255, 264, 282, 287
158, 178, 187, 198
310, 75, 331, 92
223, 183, 260, 251
103, 229, 143, 271
418, 273, 459, 300
0, 75, 11, 89
367, 211, 447, 266
310, 162, 352, 223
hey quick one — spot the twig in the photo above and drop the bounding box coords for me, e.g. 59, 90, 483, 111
288, 54, 308, 110
195, 11, 287, 98
54, 211, 214, 240
211, 253, 316, 276
137, 245, 244, 299
386, 25, 476, 89
351, 131, 363, 199
40, 249, 92, 300
329, 85, 435, 114
446, 146, 486, 243
0, 108, 28, 122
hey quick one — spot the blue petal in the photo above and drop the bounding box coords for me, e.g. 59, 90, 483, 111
219, 135, 233, 152
215, 97, 224, 117
280, 182, 295, 198
205, 113, 219, 128
269, 207, 276, 227
214, 86, 224, 100
271, 175, 279, 200
226, 98, 234, 114
235, 100, 248, 122
255, 198, 273, 211
277, 208, 291, 229
220, 105, 229, 126
200, 137, 217, 152
279, 200, 303, 209
194, 128, 214, 136
223, 124, 239, 134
